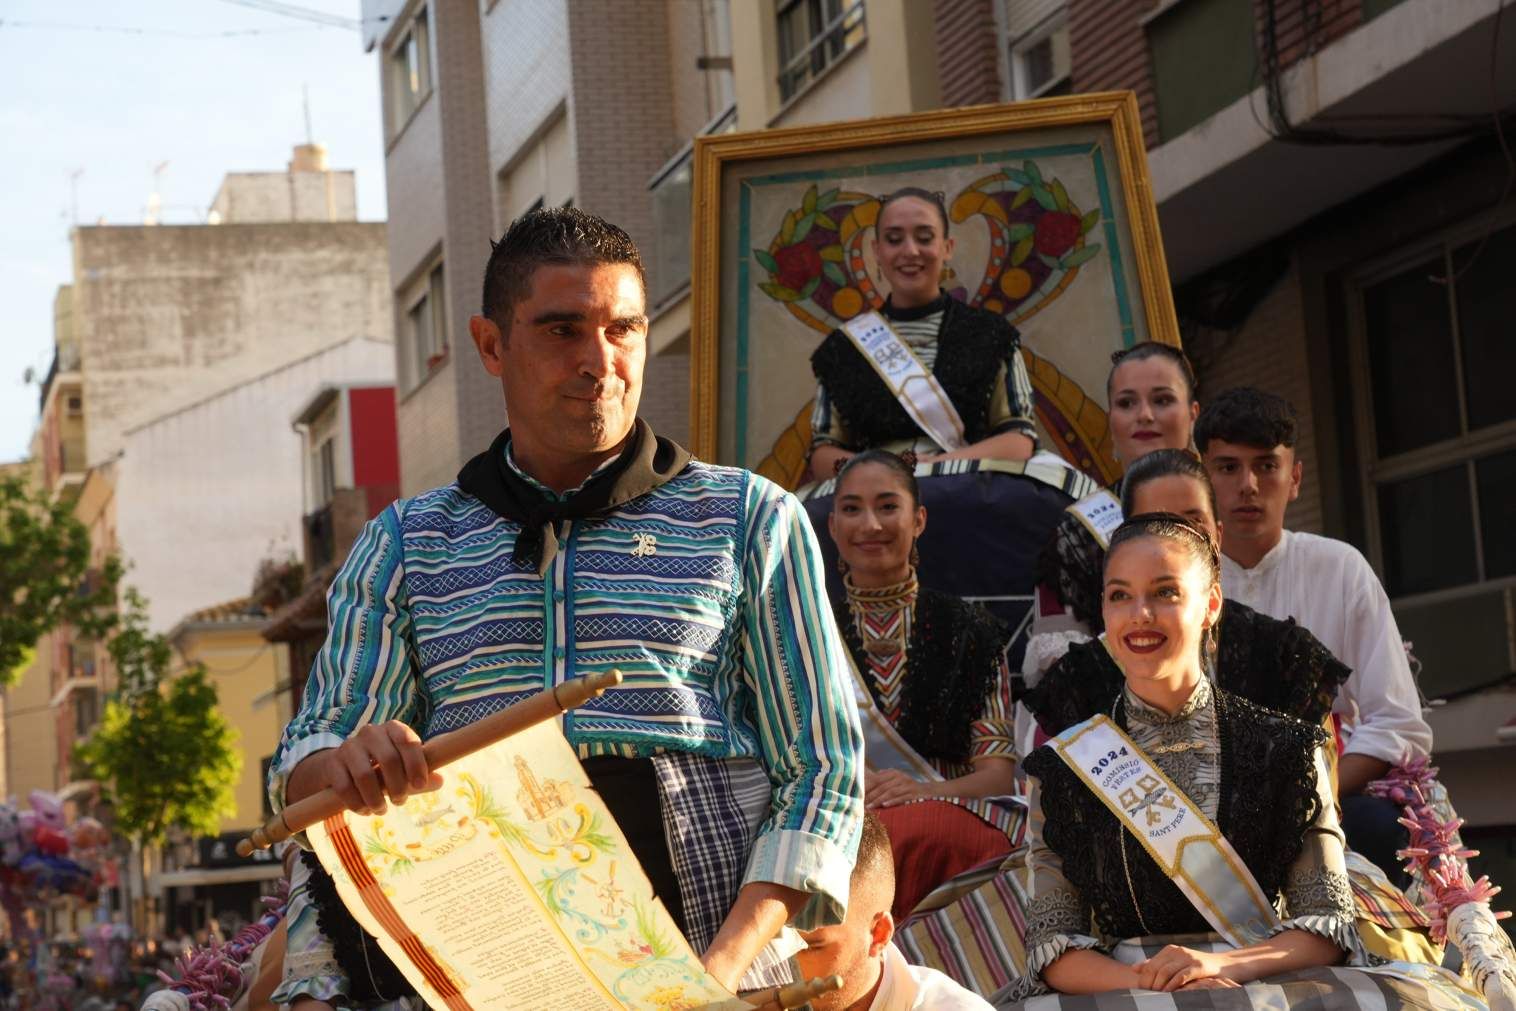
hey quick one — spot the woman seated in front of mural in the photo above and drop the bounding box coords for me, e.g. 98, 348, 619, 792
828, 450, 1020, 920
1025, 341, 1200, 676
805, 186, 1038, 483
1007, 514, 1469, 1009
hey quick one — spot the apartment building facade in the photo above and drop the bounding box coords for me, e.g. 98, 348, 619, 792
6, 144, 394, 834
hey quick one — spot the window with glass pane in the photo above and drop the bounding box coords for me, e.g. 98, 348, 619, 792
651, 157, 692, 305
1361, 258, 1459, 456
1454, 223, 1516, 433
317, 438, 336, 507
408, 292, 433, 388
402, 262, 446, 392
389, 7, 431, 133
428, 263, 447, 359
776, 0, 866, 101
1376, 465, 1477, 596
1356, 217, 1516, 613
1476, 448, 1516, 580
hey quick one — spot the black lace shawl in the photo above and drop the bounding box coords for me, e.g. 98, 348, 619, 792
833, 587, 1009, 765
810, 296, 1021, 449
1023, 689, 1328, 940
1034, 485, 1120, 633
1022, 600, 1350, 730
299, 850, 416, 1002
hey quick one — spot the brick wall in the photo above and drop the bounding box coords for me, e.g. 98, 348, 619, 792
933, 0, 1003, 107
1262, 0, 1359, 70
432, 3, 501, 465
1189, 259, 1325, 535
1070, 0, 1366, 150
480, 0, 571, 186
566, 1, 681, 276
1070, 0, 1160, 146
640, 345, 692, 447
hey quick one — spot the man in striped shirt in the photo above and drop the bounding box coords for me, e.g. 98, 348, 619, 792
271, 208, 864, 1007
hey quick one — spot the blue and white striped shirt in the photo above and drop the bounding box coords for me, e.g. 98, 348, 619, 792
270, 453, 864, 927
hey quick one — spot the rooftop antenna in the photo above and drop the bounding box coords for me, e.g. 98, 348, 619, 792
68, 169, 84, 225
145, 161, 169, 225
303, 84, 313, 144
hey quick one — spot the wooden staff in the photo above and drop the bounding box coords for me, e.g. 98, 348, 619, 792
742, 974, 844, 1010
236, 669, 624, 857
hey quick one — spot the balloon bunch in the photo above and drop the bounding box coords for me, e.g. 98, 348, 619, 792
0, 791, 107, 937
1366, 756, 1507, 943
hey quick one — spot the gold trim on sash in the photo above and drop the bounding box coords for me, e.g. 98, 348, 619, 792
839, 310, 968, 453
1051, 715, 1282, 947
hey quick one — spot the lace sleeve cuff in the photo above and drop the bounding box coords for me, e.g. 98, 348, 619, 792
1284, 866, 1355, 921
1273, 914, 1368, 964
1010, 933, 1105, 998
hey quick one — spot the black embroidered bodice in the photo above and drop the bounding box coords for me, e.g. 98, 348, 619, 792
833, 586, 1008, 765
1022, 599, 1349, 730
810, 296, 1021, 449
1023, 689, 1328, 940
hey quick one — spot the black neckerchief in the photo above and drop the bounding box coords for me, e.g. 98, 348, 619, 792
881, 290, 951, 322
456, 418, 692, 574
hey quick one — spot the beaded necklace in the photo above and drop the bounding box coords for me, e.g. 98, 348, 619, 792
843, 570, 919, 657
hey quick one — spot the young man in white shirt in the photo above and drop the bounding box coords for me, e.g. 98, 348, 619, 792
794, 813, 992, 1011
1196, 387, 1432, 880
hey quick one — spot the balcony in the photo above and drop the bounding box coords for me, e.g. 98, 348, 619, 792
1148, 0, 1516, 281
647, 105, 736, 315
302, 488, 372, 573
305, 503, 337, 571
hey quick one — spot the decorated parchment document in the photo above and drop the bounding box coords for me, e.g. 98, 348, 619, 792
307, 720, 739, 1010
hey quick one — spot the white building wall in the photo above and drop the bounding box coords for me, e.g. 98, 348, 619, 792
210, 171, 359, 224
117, 337, 395, 632
481, 0, 571, 194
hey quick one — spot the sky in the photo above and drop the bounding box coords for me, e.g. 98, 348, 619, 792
0, 0, 387, 463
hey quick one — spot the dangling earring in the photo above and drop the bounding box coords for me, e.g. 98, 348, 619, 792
837, 555, 850, 576
909, 540, 920, 569
940, 263, 955, 285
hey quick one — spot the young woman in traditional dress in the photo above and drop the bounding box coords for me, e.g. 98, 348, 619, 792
828, 451, 1020, 920
1026, 343, 1200, 674
1009, 515, 1478, 1008
806, 188, 1039, 483
1024, 449, 1348, 729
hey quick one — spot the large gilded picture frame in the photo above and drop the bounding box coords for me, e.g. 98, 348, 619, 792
689, 92, 1180, 489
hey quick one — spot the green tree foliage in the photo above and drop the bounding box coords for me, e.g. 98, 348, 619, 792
74, 591, 241, 845
0, 474, 121, 683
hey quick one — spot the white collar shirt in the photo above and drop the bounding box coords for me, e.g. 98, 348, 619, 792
1220, 529, 1431, 764
867, 943, 993, 1011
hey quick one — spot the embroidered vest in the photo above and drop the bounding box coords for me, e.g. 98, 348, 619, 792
1024, 690, 1326, 939
834, 588, 1006, 765
811, 299, 1019, 449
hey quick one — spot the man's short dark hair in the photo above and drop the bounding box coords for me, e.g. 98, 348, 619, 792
481, 206, 646, 330
851, 811, 894, 892
1194, 387, 1299, 453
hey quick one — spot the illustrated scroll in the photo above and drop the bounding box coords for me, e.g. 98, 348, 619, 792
307, 720, 739, 1011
